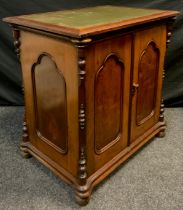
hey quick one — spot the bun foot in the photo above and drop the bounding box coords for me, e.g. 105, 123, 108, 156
156, 130, 166, 138
20, 147, 32, 159
75, 194, 90, 206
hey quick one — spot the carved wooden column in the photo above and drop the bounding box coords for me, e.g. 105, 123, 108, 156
157, 17, 177, 138
12, 26, 31, 158
72, 38, 92, 205
12, 27, 21, 59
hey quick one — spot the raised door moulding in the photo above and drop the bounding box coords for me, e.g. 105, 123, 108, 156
136, 41, 160, 126
32, 53, 68, 154
94, 53, 124, 154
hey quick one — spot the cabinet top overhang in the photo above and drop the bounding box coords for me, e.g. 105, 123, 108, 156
3, 5, 179, 38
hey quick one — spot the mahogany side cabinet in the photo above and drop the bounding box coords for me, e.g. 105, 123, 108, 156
3, 5, 179, 205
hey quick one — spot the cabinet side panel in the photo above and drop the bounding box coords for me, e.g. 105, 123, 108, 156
20, 31, 78, 176
33, 54, 68, 153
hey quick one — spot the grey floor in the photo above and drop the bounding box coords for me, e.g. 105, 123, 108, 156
0, 107, 183, 210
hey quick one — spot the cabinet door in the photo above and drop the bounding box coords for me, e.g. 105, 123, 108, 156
130, 25, 167, 143
86, 35, 132, 175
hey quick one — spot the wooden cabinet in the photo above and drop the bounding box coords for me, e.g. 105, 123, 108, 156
3, 5, 179, 205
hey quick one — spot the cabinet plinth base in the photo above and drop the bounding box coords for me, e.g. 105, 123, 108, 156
20, 122, 165, 205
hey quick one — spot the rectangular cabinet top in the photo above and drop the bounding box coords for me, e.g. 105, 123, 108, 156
3, 5, 179, 38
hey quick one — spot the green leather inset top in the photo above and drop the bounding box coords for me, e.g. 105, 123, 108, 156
19, 5, 163, 29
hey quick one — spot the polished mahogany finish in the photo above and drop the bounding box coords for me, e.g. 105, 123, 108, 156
33, 54, 68, 153
3, 5, 179, 206
95, 54, 124, 153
